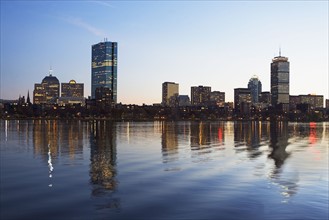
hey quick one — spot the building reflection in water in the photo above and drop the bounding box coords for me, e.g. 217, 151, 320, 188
189, 122, 225, 152
268, 121, 290, 168
161, 121, 179, 163
190, 122, 211, 150
32, 120, 85, 186
89, 120, 118, 200
268, 121, 298, 202
33, 120, 59, 161
33, 120, 84, 160
234, 121, 270, 159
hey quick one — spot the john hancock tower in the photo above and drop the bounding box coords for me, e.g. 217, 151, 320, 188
91, 40, 118, 104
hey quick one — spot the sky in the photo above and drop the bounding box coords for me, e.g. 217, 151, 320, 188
0, 1, 328, 105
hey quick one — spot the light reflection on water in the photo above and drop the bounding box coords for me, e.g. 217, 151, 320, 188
0, 120, 328, 220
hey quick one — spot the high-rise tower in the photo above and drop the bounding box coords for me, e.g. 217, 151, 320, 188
248, 75, 262, 104
271, 52, 289, 111
162, 82, 179, 107
91, 40, 117, 103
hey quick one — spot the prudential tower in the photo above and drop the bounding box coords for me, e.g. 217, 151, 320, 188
270, 51, 290, 112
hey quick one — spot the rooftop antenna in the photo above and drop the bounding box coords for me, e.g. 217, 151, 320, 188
49, 65, 53, 76
279, 46, 281, 57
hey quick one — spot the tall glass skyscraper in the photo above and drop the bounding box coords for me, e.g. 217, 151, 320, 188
91, 41, 118, 103
271, 53, 289, 111
247, 75, 262, 104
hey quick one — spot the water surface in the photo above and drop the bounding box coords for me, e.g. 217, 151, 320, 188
1, 120, 328, 220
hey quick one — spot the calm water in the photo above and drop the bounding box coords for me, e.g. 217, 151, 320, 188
0, 120, 328, 220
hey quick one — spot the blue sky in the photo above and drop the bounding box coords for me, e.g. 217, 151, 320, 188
1, 1, 328, 104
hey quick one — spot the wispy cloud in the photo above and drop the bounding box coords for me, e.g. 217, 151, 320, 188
90, 1, 115, 8
64, 17, 107, 37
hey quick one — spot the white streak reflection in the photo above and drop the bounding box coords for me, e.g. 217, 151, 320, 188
5, 120, 8, 141
48, 143, 54, 187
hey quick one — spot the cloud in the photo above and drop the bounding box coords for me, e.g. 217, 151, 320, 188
65, 17, 106, 37
91, 1, 115, 8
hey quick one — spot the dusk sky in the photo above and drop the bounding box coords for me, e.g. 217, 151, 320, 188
1, 1, 328, 105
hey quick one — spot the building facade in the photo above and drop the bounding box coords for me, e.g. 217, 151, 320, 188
259, 92, 271, 108
299, 95, 323, 109
95, 87, 112, 107
58, 80, 84, 106
271, 54, 290, 111
162, 82, 179, 107
61, 80, 84, 98
177, 95, 191, 107
247, 75, 262, 104
210, 91, 225, 107
290, 94, 323, 111
191, 86, 211, 106
234, 88, 251, 114
33, 72, 60, 104
91, 41, 118, 104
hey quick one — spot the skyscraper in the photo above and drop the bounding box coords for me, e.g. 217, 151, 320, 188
271, 52, 289, 111
248, 75, 262, 104
162, 82, 179, 107
191, 86, 211, 106
91, 40, 118, 104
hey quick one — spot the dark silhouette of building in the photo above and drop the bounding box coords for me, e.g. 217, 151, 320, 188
234, 88, 251, 115
210, 91, 225, 107
91, 40, 118, 104
259, 91, 271, 108
95, 87, 112, 108
177, 95, 190, 106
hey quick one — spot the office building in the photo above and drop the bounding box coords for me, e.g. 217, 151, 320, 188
271, 52, 290, 111
61, 80, 84, 98
177, 95, 191, 107
234, 88, 251, 114
33, 71, 60, 104
162, 82, 179, 107
299, 94, 323, 109
191, 86, 211, 106
57, 80, 84, 106
210, 91, 225, 107
95, 87, 112, 107
290, 94, 323, 110
248, 75, 262, 104
91, 40, 118, 104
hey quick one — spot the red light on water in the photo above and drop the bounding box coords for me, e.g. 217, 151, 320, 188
218, 128, 223, 143
309, 122, 317, 145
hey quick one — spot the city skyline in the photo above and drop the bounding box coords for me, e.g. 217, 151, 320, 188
1, 1, 328, 104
